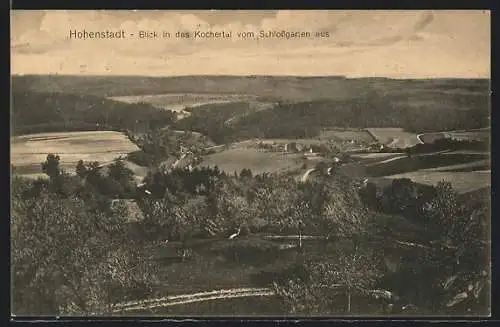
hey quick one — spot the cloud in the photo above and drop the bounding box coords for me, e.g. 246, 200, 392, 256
11, 29, 70, 54
10, 10, 490, 78
10, 10, 433, 56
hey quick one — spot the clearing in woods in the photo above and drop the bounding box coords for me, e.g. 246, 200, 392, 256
318, 129, 375, 143
365, 128, 421, 149
199, 148, 305, 175
109, 93, 259, 112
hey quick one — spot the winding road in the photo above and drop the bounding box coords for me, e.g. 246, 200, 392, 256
111, 288, 274, 312
300, 168, 316, 182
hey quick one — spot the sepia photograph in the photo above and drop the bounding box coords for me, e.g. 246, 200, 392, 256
10, 10, 491, 317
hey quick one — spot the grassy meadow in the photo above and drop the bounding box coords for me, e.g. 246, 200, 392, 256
199, 148, 306, 175
365, 128, 421, 148
109, 93, 259, 112
11, 131, 139, 177
376, 171, 491, 194
10, 74, 491, 317
419, 128, 490, 144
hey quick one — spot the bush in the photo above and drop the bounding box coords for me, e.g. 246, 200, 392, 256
127, 150, 156, 167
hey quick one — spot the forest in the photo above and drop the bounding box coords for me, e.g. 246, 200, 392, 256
11, 153, 490, 316
11, 91, 176, 136
10, 75, 491, 316
174, 96, 489, 144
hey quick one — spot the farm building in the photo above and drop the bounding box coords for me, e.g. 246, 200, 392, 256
284, 143, 298, 153
303, 148, 320, 157
283, 142, 306, 153
369, 143, 385, 151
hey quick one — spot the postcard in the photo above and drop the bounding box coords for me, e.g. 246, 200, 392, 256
10, 10, 491, 317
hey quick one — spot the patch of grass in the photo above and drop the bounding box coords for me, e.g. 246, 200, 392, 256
382, 171, 491, 194
365, 153, 488, 177
259, 138, 325, 146
149, 234, 352, 295
135, 295, 285, 316
422, 160, 490, 173
365, 128, 420, 149
109, 93, 259, 111
350, 153, 404, 160
419, 129, 490, 144
11, 131, 139, 176
369, 213, 425, 242
199, 148, 305, 175
318, 129, 375, 143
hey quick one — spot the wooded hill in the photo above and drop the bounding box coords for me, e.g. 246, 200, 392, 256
11, 90, 176, 136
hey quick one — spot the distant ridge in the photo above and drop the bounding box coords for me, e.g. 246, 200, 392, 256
11, 74, 489, 100
10, 73, 489, 80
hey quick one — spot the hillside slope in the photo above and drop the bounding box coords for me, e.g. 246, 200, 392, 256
11, 91, 176, 135
12, 75, 489, 101
174, 94, 489, 144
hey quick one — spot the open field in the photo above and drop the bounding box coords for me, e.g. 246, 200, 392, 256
422, 159, 490, 172
350, 153, 405, 160
318, 129, 375, 143
117, 222, 422, 315
11, 73, 491, 316
418, 128, 490, 144
447, 130, 490, 142
364, 152, 488, 177
109, 93, 260, 112
199, 148, 305, 175
258, 139, 324, 147
11, 131, 140, 177
365, 128, 421, 149
373, 171, 491, 194
349, 153, 406, 165
148, 237, 304, 295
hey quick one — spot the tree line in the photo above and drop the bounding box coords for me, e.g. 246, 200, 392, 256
11, 91, 176, 136
173, 94, 489, 144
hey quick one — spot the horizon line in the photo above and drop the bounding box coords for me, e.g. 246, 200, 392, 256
10, 73, 490, 80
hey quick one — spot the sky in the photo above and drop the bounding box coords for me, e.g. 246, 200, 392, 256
10, 10, 490, 78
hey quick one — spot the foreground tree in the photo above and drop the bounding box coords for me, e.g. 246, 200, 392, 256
41, 154, 62, 180
11, 182, 159, 315
75, 160, 88, 178
375, 181, 491, 315
418, 182, 490, 314
274, 247, 383, 315
308, 177, 368, 241
323, 249, 383, 313
253, 176, 298, 233
275, 194, 310, 249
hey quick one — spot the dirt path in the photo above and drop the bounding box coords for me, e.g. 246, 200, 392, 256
301, 168, 316, 182
110, 284, 397, 313
111, 288, 274, 312
370, 155, 407, 165
172, 153, 187, 168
